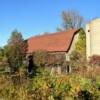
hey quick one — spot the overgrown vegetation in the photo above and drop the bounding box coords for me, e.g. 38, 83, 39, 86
0, 30, 26, 73
89, 55, 100, 66
0, 10, 100, 99
70, 28, 86, 71
0, 71, 100, 100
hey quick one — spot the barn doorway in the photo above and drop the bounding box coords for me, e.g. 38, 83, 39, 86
28, 55, 33, 73
27, 55, 37, 76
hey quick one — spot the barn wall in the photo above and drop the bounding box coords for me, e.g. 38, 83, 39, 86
66, 32, 79, 61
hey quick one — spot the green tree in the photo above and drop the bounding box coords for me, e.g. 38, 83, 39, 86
75, 29, 86, 56
71, 29, 86, 60
70, 29, 86, 70
5, 30, 26, 72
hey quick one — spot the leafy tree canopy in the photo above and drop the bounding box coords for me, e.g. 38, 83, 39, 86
5, 30, 26, 72
70, 29, 86, 63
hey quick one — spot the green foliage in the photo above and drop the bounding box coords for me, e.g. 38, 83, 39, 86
0, 48, 5, 57
0, 48, 10, 73
35, 67, 50, 77
70, 29, 86, 70
33, 50, 66, 68
71, 29, 86, 60
5, 30, 26, 72
0, 74, 100, 100
33, 50, 48, 67
75, 29, 86, 55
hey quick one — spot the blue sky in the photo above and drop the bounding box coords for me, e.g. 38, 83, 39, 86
0, 0, 100, 46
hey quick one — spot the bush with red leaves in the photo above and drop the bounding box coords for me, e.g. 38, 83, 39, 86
89, 55, 100, 66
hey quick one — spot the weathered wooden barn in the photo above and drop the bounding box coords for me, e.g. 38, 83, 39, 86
26, 28, 80, 59
25, 28, 80, 74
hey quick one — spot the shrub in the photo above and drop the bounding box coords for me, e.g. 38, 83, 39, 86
33, 50, 66, 75
35, 67, 50, 77
0, 57, 10, 73
33, 50, 65, 67
89, 55, 100, 66
74, 90, 94, 100
33, 50, 48, 67
70, 50, 87, 74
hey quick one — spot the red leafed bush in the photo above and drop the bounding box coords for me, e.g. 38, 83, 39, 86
89, 55, 100, 66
